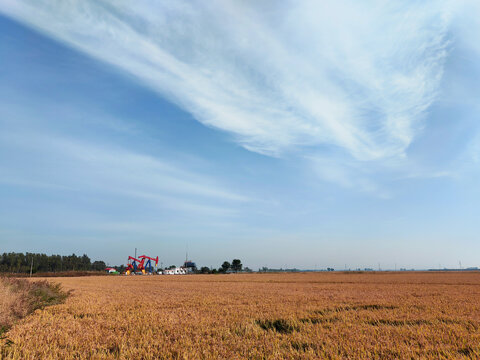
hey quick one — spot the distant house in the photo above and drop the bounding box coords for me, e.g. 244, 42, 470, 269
105, 267, 119, 274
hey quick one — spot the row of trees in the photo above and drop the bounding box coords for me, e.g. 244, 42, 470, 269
0, 252, 106, 273
199, 259, 247, 274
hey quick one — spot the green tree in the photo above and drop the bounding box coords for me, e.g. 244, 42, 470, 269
220, 261, 231, 273
81, 254, 91, 271
200, 266, 210, 274
91, 260, 106, 271
231, 259, 242, 273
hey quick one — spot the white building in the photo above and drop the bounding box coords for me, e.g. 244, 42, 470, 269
162, 267, 187, 275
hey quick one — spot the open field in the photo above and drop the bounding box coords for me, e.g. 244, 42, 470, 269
1, 272, 480, 359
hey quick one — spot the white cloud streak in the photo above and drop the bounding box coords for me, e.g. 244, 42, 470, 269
0, 0, 455, 162
0, 131, 249, 216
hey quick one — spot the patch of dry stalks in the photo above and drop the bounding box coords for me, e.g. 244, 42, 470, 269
0, 280, 26, 331
0, 278, 68, 336
1, 272, 480, 359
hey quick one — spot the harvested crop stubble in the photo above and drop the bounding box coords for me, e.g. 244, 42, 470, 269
2, 272, 480, 359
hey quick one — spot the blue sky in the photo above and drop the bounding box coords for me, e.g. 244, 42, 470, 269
1, 1, 479, 270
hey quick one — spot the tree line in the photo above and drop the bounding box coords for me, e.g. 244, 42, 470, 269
199, 259, 251, 274
0, 252, 107, 273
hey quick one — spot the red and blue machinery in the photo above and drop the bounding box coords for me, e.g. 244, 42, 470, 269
139, 255, 158, 274
126, 256, 145, 275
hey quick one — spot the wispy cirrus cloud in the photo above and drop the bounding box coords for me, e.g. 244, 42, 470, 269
0, 0, 455, 163
0, 130, 249, 217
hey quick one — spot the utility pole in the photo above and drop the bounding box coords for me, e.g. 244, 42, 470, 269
135, 248, 137, 259
30, 257, 33, 277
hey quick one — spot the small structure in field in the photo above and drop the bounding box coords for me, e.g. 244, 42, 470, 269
184, 260, 197, 273
162, 267, 187, 275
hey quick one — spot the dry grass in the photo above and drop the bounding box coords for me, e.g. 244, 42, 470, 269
0, 278, 69, 337
1, 272, 480, 359
0, 280, 26, 333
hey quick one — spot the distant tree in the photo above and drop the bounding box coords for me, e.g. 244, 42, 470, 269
91, 260, 106, 271
231, 259, 242, 273
80, 254, 91, 271
220, 261, 231, 273
200, 266, 210, 274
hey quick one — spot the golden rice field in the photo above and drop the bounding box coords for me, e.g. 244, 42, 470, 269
2, 272, 480, 359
